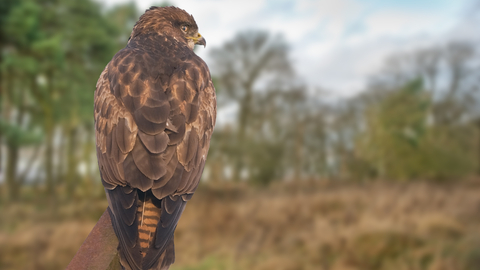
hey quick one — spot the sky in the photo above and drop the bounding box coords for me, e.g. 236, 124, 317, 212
97, 0, 478, 98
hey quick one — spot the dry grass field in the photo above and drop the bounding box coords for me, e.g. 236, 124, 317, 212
1, 180, 480, 270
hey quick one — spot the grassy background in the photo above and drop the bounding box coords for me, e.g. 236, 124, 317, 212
1, 1, 479, 269
2, 180, 480, 270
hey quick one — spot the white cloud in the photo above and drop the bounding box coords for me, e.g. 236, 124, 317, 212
96, 0, 475, 98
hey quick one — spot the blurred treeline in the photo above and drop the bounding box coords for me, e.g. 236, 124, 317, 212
1, 0, 480, 203
0, 0, 140, 201
209, 34, 480, 184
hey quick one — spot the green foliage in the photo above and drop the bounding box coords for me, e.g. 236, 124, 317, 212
0, 0, 141, 198
171, 256, 228, 270
3, 0, 42, 49
246, 139, 285, 186
0, 120, 43, 147
356, 79, 477, 180
0, 0, 478, 201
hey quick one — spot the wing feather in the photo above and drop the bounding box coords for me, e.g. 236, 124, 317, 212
95, 44, 216, 270
137, 130, 169, 154
131, 137, 167, 180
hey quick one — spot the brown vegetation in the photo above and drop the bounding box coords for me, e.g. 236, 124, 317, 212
1, 1, 479, 270
2, 180, 480, 270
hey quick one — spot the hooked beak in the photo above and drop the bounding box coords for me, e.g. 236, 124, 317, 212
196, 36, 206, 48
188, 33, 206, 48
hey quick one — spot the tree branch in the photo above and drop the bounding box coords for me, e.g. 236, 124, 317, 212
66, 209, 121, 270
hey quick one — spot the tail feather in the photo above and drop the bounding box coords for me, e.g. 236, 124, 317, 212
148, 238, 175, 270
116, 191, 176, 270
136, 193, 161, 256
160, 239, 175, 270
117, 241, 175, 270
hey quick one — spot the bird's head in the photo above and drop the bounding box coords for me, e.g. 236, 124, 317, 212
129, 6, 206, 50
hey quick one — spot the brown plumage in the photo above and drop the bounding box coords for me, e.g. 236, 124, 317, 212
94, 6, 216, 270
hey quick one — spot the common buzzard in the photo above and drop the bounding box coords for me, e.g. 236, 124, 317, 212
94, 6, 216, 270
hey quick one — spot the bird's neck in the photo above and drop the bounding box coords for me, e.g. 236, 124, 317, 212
127, 33, 190, 55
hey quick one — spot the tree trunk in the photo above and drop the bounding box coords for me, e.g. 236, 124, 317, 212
477, 118, 480, 175
82, 127, 96, 195
0, 57, 4, 198
293, 120, 304, 181
45, 119, 55, 198
5, 144, 19, 201
232, 83, 253, 182
66, 126, 78, 196
44, 71, 56, 201
4, 73, 26, 201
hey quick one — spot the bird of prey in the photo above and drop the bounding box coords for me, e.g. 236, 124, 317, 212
94, 6, 216, 270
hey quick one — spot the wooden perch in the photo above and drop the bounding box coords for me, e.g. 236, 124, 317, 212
66, 209, 122, 270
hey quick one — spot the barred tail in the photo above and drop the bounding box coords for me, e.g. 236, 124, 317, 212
117, 191, 175, 270
136, 193, 161, 256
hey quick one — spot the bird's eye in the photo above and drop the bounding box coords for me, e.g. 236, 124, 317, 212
181, 25, 188, 32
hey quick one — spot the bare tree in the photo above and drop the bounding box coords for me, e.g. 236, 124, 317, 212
209, 31, 294, 183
